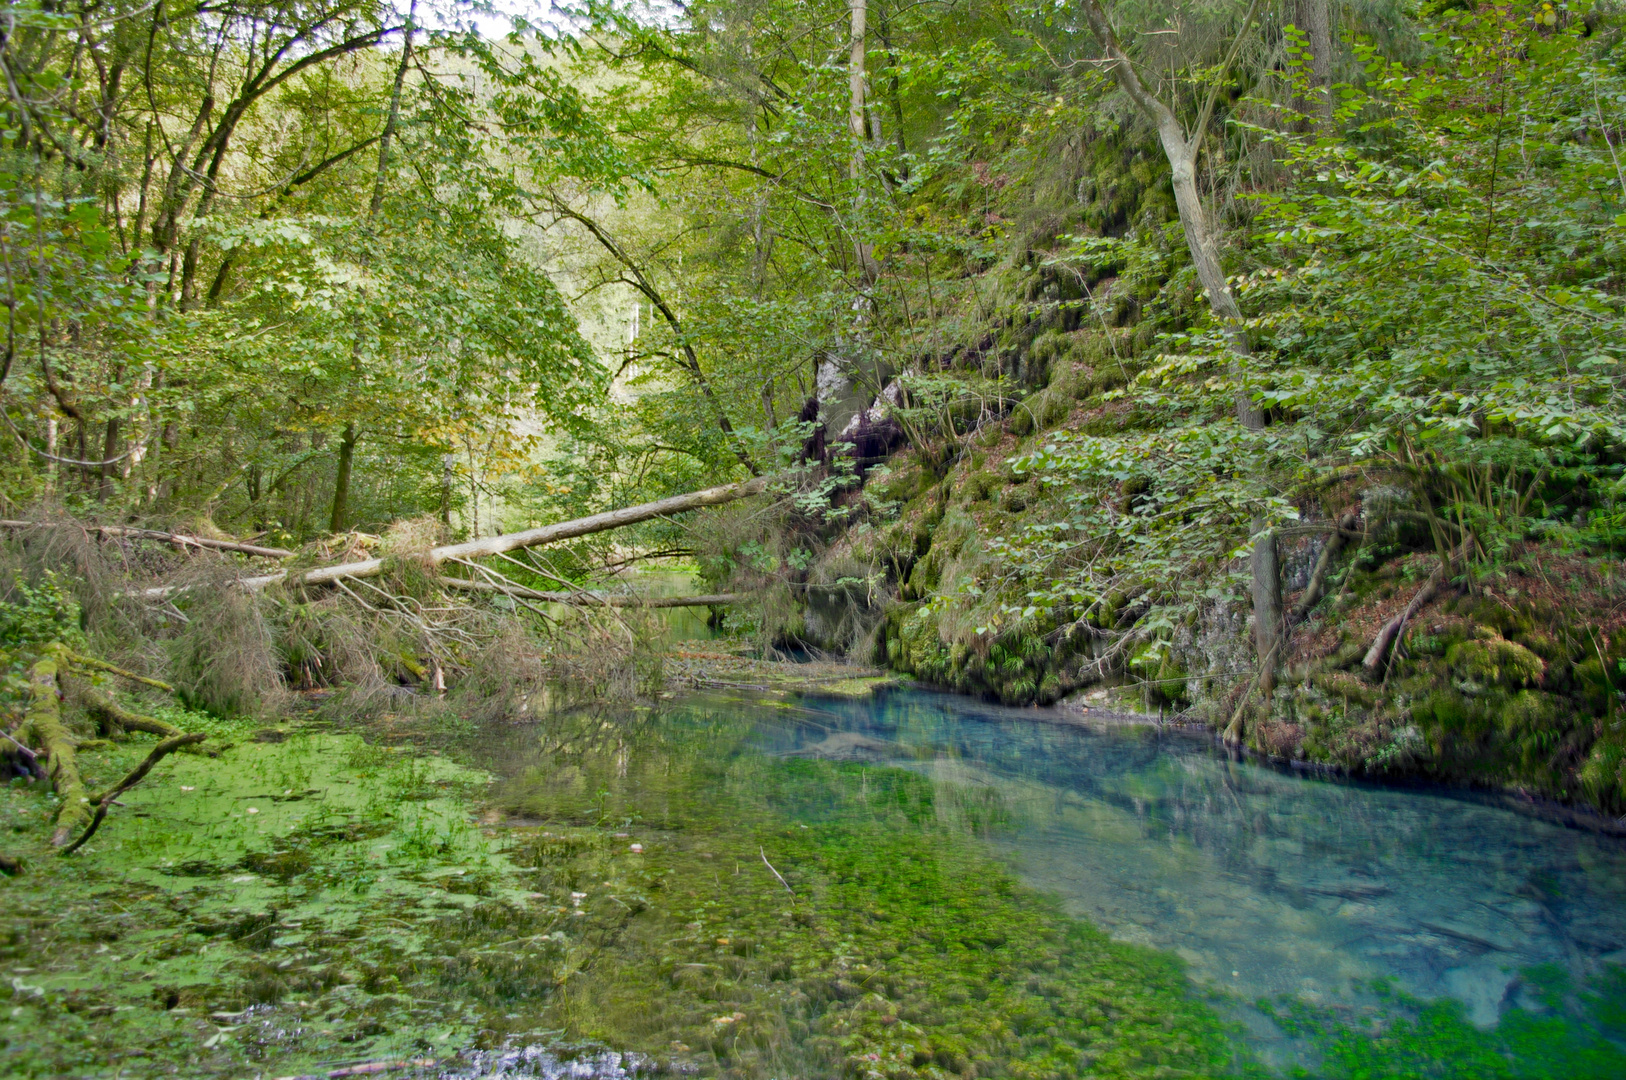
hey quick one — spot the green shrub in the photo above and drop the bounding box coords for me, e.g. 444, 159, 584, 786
0, 571, 85, 650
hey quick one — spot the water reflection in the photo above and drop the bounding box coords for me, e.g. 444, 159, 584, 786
752, 689, 1626, 1028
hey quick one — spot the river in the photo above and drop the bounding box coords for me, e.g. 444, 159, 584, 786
751, 690, 1626, 1063
458, 685, 1626, 1077
9, 681, 1624, 1078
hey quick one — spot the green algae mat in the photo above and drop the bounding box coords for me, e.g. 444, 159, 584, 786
3, 692, 1625, 1077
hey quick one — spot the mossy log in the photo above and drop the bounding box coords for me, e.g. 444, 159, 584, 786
14, 645, 202, 850
60, 649, 175, 692
71, 680, 186, 738
25, 655, 91, 846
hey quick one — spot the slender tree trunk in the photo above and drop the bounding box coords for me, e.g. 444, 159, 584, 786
1297, 0, 1335, 131
328, 422, 357, 534
440, 452, 454, 528
98, 417, 119, 502
44, 416, 57, 498
847, 0, 877, 280
327, 7, 413, 536
848, 0, 867, 152
369, 6, 414, 222
1080, 0, 1283, 719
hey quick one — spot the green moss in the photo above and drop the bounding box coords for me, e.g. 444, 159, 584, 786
1445, 638, 1546, 689
1580, 729, 1626, 811
961, 470, 1000, 504
0, 726, 519, 1077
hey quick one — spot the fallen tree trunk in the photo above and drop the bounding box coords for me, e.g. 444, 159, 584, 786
24, 655, 90, 846
146, 476, 771, 597
438, 576, 744, 608
0, 520, 293, 559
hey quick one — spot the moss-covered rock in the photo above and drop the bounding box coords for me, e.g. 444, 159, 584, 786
1445, 637, 1546, 690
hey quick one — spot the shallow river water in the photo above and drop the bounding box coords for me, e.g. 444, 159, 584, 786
750, 690, 1626, 1032
9, 681, 1624, 1078
455, 684, 1626, 1077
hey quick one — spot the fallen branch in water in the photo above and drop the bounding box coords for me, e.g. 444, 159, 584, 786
761, 846, 795, 901
0, 520, 293, 559
269, 1058, 438, 1080
59, 732, 208, 855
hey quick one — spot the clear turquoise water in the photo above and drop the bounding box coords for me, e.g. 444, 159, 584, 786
748, 689, 1626, 1043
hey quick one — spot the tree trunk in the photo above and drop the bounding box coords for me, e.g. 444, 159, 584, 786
370, 2, 415, 222
44, 416, 57, 498
1295, 0, 1335, 131
1250, 526, 1283, 697
440, 452, 455, 528
329, 422, 358, 534
98, 417, 120, 502
848, 0, 867, 150
1080, 0, 1282, 726
847, 0, 878, 280
326, 13, 409, 538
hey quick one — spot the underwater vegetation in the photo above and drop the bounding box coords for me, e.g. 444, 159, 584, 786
1, 692, 1624, 1077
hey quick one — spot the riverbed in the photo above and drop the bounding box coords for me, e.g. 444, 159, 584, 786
747, 690, 1626, 1066
3, 684, 1624, 1077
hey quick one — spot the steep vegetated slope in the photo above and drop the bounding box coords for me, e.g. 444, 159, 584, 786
623, 3, 1626, 813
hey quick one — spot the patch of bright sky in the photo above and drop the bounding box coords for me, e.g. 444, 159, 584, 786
425, 0, 679, 39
